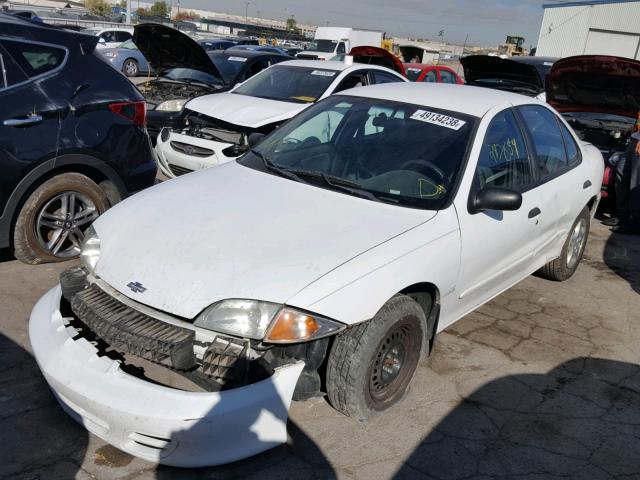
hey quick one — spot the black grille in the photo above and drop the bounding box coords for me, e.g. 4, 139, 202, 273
168, 164, 193, 177
296, 54, 319, 60
170, 141, 214, 157
71, 285, 196, 370
60, 266, 89, 301
201, 337, 249, 387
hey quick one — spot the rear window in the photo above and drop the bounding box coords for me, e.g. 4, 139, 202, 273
1, 40, 66, 78
405, 67, 422, 81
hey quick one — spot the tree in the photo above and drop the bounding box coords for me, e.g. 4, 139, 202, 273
149, 1, 168, 16
285, 16, 297, 31
174, 10, 200, 21
85, 0, 111, 16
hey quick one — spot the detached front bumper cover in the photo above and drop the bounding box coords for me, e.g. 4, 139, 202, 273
29, 286, 304, 467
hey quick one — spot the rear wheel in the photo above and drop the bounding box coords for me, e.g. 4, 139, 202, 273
326, 295, 426, 420
13, 173, 109, 264
122, 58, 139, 77
537, 206, 590, 281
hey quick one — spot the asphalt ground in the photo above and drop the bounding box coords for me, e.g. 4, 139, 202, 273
1, 214, 639, 479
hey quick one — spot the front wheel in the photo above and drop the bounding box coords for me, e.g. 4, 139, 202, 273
326, 295, 426, 420
537, 206, 590, 281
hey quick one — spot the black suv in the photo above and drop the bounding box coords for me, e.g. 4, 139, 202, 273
0, 15, 156, 264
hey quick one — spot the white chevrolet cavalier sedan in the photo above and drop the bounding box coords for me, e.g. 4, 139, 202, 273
30, 83, 603, 467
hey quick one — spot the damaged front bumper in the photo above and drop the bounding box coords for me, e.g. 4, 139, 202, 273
29, 285, 304, 467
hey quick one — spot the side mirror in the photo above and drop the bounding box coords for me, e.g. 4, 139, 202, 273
98, 38, 107, 44
248, 132, 266, 149
470, 187, 522, 214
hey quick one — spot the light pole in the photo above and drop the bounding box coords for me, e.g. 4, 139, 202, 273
244, 1, 250, 32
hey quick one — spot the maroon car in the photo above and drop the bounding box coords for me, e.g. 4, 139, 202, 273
546, 55, 640, 201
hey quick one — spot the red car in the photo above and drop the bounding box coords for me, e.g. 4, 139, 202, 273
403, 63, 463, 84
546, 55, 640, 202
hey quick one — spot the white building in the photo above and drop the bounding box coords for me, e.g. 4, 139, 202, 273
536, 0, 640, 59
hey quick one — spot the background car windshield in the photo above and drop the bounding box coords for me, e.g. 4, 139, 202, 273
307, 40, 338, 52
233, 65, 337, 103
118, 39, 137, 50
161, 68, 224, 87
241, 95, 477, 209
210, 54, 246, 84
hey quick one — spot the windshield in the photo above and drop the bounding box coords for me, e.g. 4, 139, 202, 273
239, 96, 477, 209
119, 39, 138, 50
233, 65, 338, 103
160, 68, 224, 87
210, 54, 247, 84
308, 39, 338, 53
405, 67, 423, 81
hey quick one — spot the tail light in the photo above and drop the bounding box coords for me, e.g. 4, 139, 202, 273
109, 101, 146, 127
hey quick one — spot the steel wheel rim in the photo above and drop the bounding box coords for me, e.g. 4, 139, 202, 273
369, 324, 412, 402
35, 191, 98, 258
566, 218, 587, 269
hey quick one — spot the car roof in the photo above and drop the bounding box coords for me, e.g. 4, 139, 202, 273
403, 63, 436, 70
337, 82, 545, 117
210, 50, 289, 59
277, 59, 398, 73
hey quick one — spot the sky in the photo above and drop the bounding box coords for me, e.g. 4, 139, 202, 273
171, 0, 550, 47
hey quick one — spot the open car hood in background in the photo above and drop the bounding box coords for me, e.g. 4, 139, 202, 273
349, 46, 406, 76
134, 23, 222, 79
460, 55, 542, 91
546, 55, 640, 118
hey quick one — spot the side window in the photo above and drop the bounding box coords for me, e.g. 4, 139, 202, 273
476, 110, 532, 191
439, 69, 457, 84
0, 44, 28, 88
1, 40, 66, 78
422, 70, 437, 82
370, 70, 403, 85
100, 31, 116, 43
114, 31, 132, 42
334, 72, 366, 92
518, 106, 568, 180
558, 121, 581, 166
336, 42, 346, 55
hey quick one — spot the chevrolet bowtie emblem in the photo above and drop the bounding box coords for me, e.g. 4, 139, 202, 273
126, 281, 147, 294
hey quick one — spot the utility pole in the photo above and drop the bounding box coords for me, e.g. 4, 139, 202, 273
126, 0, 131, 24
245, 1, 250, 32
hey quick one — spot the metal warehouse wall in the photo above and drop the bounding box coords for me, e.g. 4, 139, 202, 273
536, 1, 640, 59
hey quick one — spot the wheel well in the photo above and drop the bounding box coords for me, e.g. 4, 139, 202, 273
399, 282, 440, 354
586, 195, 598, 214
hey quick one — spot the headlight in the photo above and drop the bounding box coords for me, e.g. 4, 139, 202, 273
79, 225, 100, 274
156, 99, 187, 112
194, 300, 344, 343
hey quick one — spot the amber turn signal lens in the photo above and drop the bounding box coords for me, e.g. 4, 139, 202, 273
267, 308, 320, 342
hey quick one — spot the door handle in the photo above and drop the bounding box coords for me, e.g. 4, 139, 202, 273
3, 114, 43, 127
528, 207, 541, 218
583, 180, 592, 189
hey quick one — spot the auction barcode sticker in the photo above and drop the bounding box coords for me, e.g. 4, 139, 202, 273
228, 56, 248, 62
410, 110, 466, 130
311, 70, 336, 76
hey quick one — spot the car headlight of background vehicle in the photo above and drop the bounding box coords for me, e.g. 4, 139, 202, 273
156, 99, 188, 112
79, 226, 100, 274
194, 299, 344, 343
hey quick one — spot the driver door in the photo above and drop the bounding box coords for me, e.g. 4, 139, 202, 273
452, 109, 544, 319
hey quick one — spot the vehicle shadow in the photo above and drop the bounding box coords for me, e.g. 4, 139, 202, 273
0, 333, 89, 479
603, 231, 640, 294
394, 357, 640, 479
153, 368, 337, 479
0, 248, 14, 263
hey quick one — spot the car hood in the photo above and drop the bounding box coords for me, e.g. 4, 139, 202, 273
93, 161, 435, 319
349, 46, 406, 76
546, 55, 640, 118
461, 55, 542, 93
133, 23, 222, 80
185, 92, 308, 128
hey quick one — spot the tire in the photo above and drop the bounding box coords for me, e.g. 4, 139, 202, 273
537, 206, 590, 282
122, 58, 138, 77
326, 295, 426, 420
13, 173, 109, 265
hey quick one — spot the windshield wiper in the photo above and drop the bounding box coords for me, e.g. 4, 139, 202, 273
250, 149, 306, 183
287, 169, 383, 202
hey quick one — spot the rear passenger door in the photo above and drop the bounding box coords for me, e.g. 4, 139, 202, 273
0, 40, 64, 207
517, 105, 586, 260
